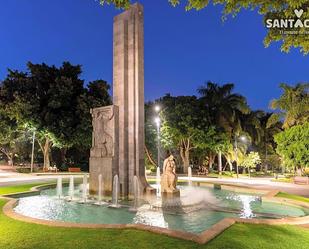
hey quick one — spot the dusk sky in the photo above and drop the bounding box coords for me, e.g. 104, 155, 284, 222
1, 0, 308, 111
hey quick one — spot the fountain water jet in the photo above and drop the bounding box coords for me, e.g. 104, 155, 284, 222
132, 175, 140, 210
188, 167, 192, 186
81, 174, 88, 203
95, 174, 106, 205
156, 167, 161, 196
56, 176, 62, 198
110, 175, 120, 208
68, 175, 74, 200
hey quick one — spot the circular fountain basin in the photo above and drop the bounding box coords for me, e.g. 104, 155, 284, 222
13, 184, 309, 234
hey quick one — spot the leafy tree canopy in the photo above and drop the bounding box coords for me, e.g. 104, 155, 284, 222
99, 0, 309, 54
241, 151, 261, 169
0, 62, 111, 168
274, 122, 309, 169
270, 83, 309, 129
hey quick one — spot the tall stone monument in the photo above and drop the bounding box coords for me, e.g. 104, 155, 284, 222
89, 3, 152, 197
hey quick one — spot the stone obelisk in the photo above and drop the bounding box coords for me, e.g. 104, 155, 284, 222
89, 3, 152, 198
113, 3, 150, 197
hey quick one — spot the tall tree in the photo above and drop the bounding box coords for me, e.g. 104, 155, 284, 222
198, 82, 250, 137
0, 114, 20, 166
198, 82, 250, 171
274, 122, 309, 171
270, 83, 309, 129
240, 151, 261, 178
256, 112, 282, 172
160, 95, 209, 173
0, 62, 111, 170
144, 102, 159, 167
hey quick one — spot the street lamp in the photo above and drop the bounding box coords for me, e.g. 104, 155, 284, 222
154, 105, 160, 112
154, 117, 161, 170
234, 135, 247, 178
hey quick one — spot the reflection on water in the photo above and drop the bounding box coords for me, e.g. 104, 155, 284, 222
14, 185, 308, 234
133, 205, 168, 228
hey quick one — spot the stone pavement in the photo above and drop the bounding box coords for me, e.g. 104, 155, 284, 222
177, 176, 309, 197
0, 168, 84, 187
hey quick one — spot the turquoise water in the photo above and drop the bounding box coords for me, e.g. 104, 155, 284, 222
14, 185, 308, 234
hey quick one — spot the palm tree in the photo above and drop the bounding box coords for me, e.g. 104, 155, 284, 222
198, 82, 250, 172
198, 82, 250, 136
240, 110, 264, 145
257, 112, 282, 172
270, 83, 309, 129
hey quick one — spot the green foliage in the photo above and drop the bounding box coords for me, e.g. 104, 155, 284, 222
241, 152, 261, 169
274, 122, 309, 168
270, 83, 309, 129
198, 82, 250, 139
144, 102, 159, 166
0, 113, 29, 165
99, 1, 309, 54
0, 62, 111, 168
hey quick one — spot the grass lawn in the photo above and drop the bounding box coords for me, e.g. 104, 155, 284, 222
1, 184, 309, 248
0, 183, 48, 195
276, 192, 309, 203
271, 178, 293, 183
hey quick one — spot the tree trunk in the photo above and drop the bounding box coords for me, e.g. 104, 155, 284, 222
179, 139, 190, 173
0, 149, 14, 166
145, 145, 157, 167
208, 153, 215, 169
8, 155, 13, 166
228, 161, 233, 172
264, 145, 268, 173
218, 151, 222, 176
43, 137, 51, 170
183, 149, 190, 173
60, 148, 67, 165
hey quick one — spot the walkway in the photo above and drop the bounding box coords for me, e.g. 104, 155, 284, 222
0, 168, 84, 187
1, 167, 309, 197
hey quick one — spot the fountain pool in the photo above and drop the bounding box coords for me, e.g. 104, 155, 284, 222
13, 184, 309, 234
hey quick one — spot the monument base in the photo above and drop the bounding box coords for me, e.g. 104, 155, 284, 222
161, 190, 181, 198
89, 157, 114, 196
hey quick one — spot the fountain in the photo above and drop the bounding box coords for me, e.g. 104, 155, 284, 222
68, 175, 74, 200
156, 167, 161, 196
11, 5, 309, 238
94, 174, 105, 205
110, 175, 120, 208
132, 175, 140, 210
81, 174, 88, 203
188, 167, 192, 186
56, 176, 62, 198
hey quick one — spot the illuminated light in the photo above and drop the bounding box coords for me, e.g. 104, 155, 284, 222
154, 105, 160, 112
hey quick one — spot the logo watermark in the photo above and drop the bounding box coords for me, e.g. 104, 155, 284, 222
266, 9, 309, 35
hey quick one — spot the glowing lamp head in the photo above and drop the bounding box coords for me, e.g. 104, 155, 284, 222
154, 105, 160, 112
240, 136, 247, 142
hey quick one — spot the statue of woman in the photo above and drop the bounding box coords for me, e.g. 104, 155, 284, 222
161, 155, 178, 193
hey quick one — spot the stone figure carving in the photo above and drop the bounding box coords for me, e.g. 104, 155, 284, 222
91, 107, 115, 157
161, 155, 178, 193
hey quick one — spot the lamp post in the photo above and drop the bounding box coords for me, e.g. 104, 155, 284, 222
234, 134, 247, 179
155, 117, 161, 170
154, 105, 161, 170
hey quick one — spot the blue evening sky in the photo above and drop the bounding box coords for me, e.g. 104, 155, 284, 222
0, 0, 308, 110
